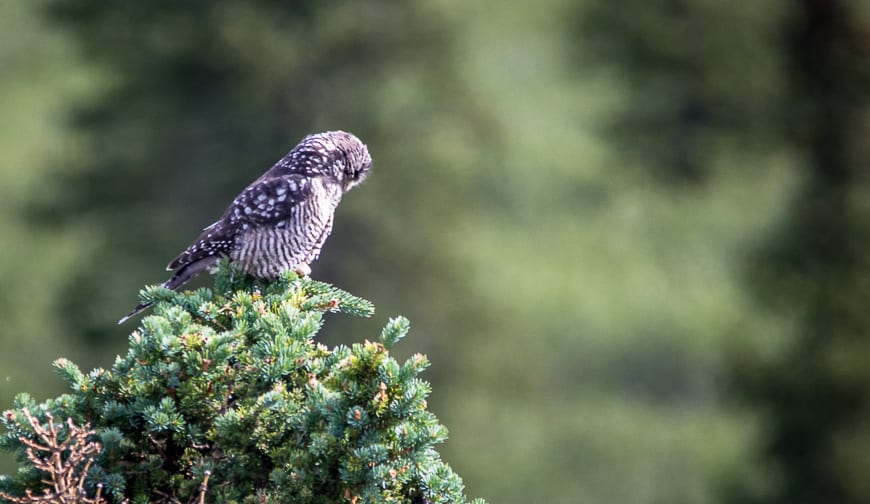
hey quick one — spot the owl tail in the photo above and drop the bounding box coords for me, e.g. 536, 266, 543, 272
118, 256, 221, 324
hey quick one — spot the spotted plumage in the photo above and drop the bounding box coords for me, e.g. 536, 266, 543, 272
119, 130, 372, 324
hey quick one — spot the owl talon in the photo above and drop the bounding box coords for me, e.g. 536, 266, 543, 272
294, 264, 312, 277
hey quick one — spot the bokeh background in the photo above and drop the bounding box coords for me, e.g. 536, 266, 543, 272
2, 1, 869, 503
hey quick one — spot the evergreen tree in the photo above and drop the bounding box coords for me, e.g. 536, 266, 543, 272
576, 0, 870, 502
575, 0, 786, 185
1, 263, 483, 503
734, 1, 870, 502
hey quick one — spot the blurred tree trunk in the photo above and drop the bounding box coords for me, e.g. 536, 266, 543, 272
739, 0, 870, 502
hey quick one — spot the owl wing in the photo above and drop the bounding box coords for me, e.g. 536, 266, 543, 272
225, 174, 314, 226
166, 175, 313, 271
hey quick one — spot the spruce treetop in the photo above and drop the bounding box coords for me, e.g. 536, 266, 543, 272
1, 262, 484, 504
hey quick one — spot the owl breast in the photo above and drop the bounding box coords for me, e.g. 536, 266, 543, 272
230, 177, 340, 278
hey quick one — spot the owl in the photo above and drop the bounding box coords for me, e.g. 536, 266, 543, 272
119, 130, 372, 324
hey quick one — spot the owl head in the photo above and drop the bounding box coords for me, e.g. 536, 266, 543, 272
275, 131, 371, 192
327, 130, 372, 192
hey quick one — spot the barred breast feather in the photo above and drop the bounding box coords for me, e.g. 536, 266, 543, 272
229, 176, 340, 278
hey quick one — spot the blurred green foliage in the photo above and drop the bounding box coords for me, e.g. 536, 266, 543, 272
0, 0, 868, 503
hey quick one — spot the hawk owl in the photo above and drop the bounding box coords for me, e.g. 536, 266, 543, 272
119, 130, 372, 324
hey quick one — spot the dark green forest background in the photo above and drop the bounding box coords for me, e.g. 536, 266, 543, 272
1, 1, 869, 503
